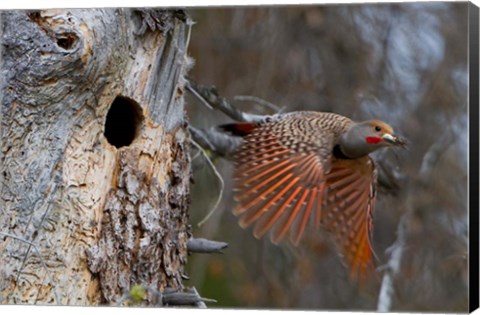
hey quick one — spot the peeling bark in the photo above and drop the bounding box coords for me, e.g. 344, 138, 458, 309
0, 8, 191, 305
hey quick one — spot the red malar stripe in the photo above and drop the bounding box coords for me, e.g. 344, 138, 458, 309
366, 137, 382, 144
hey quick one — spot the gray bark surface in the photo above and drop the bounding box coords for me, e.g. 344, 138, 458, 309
0, 8, 191, 305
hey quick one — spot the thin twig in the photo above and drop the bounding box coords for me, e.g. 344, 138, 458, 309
233, 95, 283, 113
190, 287, 208, 308
188, 126, 216, 152
184, 17, 196, 54
0, 232, 61, 304
190, 139, 224, 227
186, 83, 213, 110
191, 149, 202, 161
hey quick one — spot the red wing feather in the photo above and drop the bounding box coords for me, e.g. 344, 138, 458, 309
321, 157, 377, 282
271, 188, 311, 244
233, 128, 327, 245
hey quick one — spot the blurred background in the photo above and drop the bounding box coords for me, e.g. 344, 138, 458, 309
184, 2, 469, 312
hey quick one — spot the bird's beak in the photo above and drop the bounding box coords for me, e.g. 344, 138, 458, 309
382, 133, 407, 147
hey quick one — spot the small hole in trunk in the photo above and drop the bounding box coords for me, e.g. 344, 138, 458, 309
56, 32, 77, 50
104, 96, 144, 148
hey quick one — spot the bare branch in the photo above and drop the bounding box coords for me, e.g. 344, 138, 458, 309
115, 284, 214, 308
162, 288, 217, 306
187, 237, 228, 254
189, 125, 241, 158
186, 79, 267, 123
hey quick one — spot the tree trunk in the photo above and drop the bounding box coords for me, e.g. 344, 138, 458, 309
0, 8, 191, 305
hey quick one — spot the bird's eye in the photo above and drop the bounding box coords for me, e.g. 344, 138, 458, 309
375, 126, 382, 132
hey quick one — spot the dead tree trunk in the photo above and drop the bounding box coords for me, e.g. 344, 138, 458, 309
0, 8, 191, 305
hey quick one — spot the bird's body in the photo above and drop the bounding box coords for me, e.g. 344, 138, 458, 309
223, 111, 405, 281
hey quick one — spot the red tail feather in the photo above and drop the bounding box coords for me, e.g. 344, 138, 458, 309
220, 122, 258, 137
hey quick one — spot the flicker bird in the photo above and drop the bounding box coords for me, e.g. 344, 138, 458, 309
221, 111, 405, 281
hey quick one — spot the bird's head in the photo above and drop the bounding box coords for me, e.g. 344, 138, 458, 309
339, 120, 406, 158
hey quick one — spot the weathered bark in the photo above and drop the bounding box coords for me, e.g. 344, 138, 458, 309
0, 8, 191, 305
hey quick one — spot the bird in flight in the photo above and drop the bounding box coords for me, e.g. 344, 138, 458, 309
221, 111, 406, 282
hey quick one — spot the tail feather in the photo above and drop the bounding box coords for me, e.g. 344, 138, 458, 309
219, 122, 258, 137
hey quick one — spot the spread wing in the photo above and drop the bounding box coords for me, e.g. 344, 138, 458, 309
232, 119, 332, 245
320, 157, 377, 281
229, 117, 377, 281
